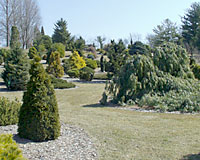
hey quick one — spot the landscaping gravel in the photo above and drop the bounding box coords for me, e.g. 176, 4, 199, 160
0, 123, 98, 160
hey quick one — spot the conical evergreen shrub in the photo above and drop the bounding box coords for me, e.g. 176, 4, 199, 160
18, 57, 60, 141
46, 51, 64, 78
10, 26, 20, 49
2, 47, 30, 90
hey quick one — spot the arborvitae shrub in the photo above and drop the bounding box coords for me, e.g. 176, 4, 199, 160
104, 42, 200, 112
28, 46, 38, 59
10, 26, 20, 49
85, 58, 97, 69
0, 134, 26, 160
67, 68, 80, 78
2, 47, 30, 91
79, 67, 94, 81
18, 59, 60, 142
46, 51, 64, 78
0, 97, 21, 126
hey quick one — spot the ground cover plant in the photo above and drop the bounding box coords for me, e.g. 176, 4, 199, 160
50, 75, 75, 89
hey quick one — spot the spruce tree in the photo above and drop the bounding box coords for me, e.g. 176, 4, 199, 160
10, 26, 20, 49
18, 57, 61, 142
52, 18, 71, 46
46, 51, 64, 78
182, 2, 200, 53
2, 47, 30, 91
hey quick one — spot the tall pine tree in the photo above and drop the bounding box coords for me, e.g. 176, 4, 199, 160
52, 18, 71, 46
182, 2, 200, 54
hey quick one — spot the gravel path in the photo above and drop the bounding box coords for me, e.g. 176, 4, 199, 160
0, 123, 98, 160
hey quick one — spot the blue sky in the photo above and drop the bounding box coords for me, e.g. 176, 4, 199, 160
38, 0, 197, 43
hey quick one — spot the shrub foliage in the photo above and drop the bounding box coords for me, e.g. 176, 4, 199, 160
46, 51, 64, 78
69, 51, 86, 69
0, 97, 21, 126
85, 58, 97, 69
0, 134, 26, 160
50, 76, 75, 89
79, 67, 95, 81
28, 46, 38, 59
105, 42, 200, 112
18, 59, 60, 141
2, 47, 30, 90
67, 68, 80, 78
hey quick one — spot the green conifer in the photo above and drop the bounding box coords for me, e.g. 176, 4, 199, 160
46, 51, 64, 78
2, 47, 30, 90
18, 57, 61, 141
41, 26, 45, 35
52, 18, 71, 46
28, 46, 38, 59
10, 26, 20, 49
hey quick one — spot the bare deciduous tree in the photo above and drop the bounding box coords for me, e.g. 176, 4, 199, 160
0, 0, 41, 48
18, 0, 41, 49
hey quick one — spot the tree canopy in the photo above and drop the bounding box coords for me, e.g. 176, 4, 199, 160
182, 2, 200, 54
147, 19, 181, 47
52, 18, 71, 47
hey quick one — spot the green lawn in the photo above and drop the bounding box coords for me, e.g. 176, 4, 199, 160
0, 77, 200, 160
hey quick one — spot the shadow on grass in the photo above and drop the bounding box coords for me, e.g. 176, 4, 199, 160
0, 82, 9, 92
0, 83, 23, 92
62, 77, 106, 84
83, 103, 119, 108
181, 153, 200, 160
